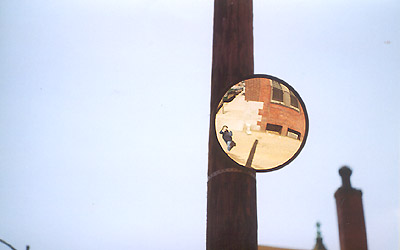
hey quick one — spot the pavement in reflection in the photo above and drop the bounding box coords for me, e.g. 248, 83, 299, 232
215, 93, 302, 170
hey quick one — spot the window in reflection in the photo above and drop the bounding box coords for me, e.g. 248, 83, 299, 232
215, 76, 308, 171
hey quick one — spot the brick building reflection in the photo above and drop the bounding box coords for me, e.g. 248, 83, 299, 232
245, 78, 305, 140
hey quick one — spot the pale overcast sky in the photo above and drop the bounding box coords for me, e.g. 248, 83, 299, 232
1, 1, 399, 250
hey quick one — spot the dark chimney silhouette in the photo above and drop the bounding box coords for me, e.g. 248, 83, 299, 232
334, 166, 368, 250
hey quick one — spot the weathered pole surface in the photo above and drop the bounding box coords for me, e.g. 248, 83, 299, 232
207, 0, 257, 250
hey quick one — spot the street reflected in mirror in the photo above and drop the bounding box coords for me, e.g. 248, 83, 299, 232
215, 76, 308, 171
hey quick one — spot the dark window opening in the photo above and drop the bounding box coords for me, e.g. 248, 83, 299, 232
266, 123, 282, 134
290, 92, 299, 109
271, 81, 283, 102
287, 128, 301, 140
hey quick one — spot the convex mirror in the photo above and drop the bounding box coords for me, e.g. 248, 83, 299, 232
215, 75, 308, 172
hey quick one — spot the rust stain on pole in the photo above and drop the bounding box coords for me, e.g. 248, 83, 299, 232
207, 0, 257, 249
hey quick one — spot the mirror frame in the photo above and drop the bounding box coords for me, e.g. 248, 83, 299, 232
213, 74, 309, 173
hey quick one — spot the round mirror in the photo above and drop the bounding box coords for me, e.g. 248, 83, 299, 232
215, 75, 308, 172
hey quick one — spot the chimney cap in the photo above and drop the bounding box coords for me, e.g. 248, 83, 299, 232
339, 166, 352, 177
339, 166, 352, 188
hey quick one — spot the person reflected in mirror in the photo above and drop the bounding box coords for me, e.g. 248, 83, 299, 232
220, 125, 236, 151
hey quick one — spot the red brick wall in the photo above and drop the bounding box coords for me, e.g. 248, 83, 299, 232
245, 77, 262, 101
335, 188, 368, 250
245, 78, 306, 139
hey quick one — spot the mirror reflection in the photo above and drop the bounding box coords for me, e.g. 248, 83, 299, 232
215, 76, 307, 171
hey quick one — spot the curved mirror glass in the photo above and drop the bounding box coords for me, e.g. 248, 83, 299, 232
215, 76, 308, 172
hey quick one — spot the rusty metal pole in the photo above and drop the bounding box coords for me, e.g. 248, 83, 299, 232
207, 0, 257, 249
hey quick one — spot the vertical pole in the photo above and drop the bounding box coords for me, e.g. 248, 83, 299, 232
334, 166, 368, 250
245, 140, 259, 168
207, 0, 257, 249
